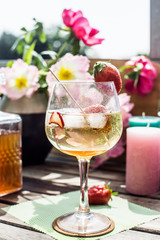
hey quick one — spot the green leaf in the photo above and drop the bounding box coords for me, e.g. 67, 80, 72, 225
35, 21, 43, 31
20, 27, 27, 32
112, 192, 118, 195
23, 41, 36, 65
32, 50, 47, 68
25, 31, 35, 44
40, 82, 48, 88
11, 36, 24, 52
93, 61, 107, 76
88, 70, 93, 75
38, 31, 46, 43
58, 26, 71, 32
38, 74, 48, 90
41, 50, 57, 59
47, 59, 57, 68
38, 69, 48, 76
16, 42, 24, 55
119, 65, 134, 73
105, 182, 118, 196
6, 60, 14, 67
127, 71, 137, 80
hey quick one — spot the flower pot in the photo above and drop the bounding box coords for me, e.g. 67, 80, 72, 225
0, 93, 52, 166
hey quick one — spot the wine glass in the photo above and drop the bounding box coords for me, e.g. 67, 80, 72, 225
45, 80, 123, 237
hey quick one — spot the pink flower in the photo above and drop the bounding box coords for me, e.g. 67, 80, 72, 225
94, 138, 125, 168
62, 9, 83, 27
119, 93, 134, 127
0, 72, 5, 92
125, 79, 138, 94
62, 9, 104, 46
0, 59, 39, 100
46, 53, 92, 95
94, 93, 134, 168
124, 56, 157, 96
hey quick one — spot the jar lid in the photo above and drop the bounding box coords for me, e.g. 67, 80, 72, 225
0, 111, 21, 124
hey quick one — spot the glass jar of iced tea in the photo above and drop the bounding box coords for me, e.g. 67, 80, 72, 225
0, 111, 22, 196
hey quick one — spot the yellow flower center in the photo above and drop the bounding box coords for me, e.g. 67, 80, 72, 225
15, 77, 27, 89
58, 67, 74, 80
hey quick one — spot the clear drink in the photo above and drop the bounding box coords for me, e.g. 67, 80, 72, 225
45, 81, 123, 236
46, 110, 122, 158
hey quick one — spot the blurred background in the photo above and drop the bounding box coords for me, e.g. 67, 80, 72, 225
0, 0, 150, 60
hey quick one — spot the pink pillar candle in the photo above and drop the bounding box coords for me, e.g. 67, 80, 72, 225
126, 127, 160, 196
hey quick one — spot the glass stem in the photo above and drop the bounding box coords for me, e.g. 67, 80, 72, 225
77, 157, 91, 214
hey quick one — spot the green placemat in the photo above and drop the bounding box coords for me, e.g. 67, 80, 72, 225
2, 191, 160, 240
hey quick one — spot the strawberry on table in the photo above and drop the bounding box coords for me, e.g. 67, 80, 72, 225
93, 61, 122, 94
49, 112, 64, 128
88, 184, 117, 205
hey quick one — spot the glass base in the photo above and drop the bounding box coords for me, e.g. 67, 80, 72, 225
53, 212, 114, 237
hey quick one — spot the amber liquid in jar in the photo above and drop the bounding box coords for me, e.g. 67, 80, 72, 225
0, 129, 22, 196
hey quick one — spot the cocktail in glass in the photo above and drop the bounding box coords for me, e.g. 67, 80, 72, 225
45, 80, 122, 237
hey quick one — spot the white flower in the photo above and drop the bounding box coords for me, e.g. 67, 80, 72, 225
0, 59, 39, 100
46, 53, 92, 94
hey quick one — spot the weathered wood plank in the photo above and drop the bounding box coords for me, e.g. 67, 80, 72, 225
22, 160, 160, 199
23, 161, 126, 182
22, 167, 125, 196
0, 190, 49, 204
101, 230, 160, 240
0, 203, 8, 208
0, 211, 32, 232
0, 221, 159, 240
0, 222, 54, 240
118, 193, 160, 211
1, 180, 160, 212
47, 148, 126, 172
133, 218, 160, 234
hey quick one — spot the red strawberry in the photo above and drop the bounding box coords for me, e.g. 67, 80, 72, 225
84, 104, 107, 113
88, 184, 117, 205
49, 112, 64, 128
93, 61, 122, 94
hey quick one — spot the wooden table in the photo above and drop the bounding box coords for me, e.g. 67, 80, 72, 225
0, 148, 160, 240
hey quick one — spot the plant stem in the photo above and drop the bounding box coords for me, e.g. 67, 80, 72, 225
134, 71, 140, 88
56, 34, 72, 60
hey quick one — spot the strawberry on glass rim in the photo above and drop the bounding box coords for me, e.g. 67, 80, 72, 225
49, 112, 64, 128
93, 61, 122, 94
